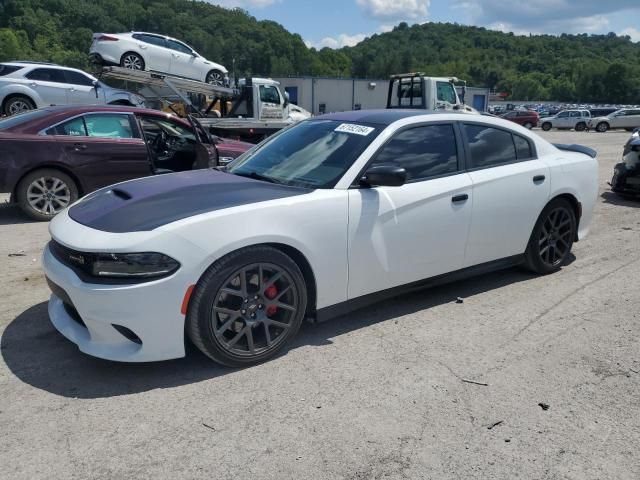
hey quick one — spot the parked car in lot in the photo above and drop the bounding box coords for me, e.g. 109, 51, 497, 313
90, 32, 229, 86
610, 128, 640, 197
42, 110, 598, 366
539, 110, 590, 131
0, 62, 145, 116
588, 108, 640, 132
0, 105, 251, 220
500, 110, 539, 129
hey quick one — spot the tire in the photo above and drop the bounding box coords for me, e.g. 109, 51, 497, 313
3, 95, 35, 116
186, 245, 308, 367
524, 198, 576, 275
523, 122, 533, 129
541, 122, 552, 131
596, 122, 609, 133
575, 122, 586, 132
120, 52, 145, 71
205, 69, 225, 86
16, 168, 79, 221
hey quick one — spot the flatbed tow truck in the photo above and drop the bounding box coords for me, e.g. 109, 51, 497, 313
100, 66, 305, 142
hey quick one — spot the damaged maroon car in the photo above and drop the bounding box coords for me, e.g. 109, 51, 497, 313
0, 105, 252, 220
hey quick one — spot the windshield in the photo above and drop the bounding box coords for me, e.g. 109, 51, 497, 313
0, 109, 52, 131
228, 119, 381, 188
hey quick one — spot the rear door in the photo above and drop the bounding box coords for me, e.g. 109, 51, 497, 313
24, 68, 69, 106
46, 113, 151, 192
623, 109, 640, 128
132, 34, 171, 72
347, 123, 473, 299
553, 111, 570, 128
462, 122, 550, 267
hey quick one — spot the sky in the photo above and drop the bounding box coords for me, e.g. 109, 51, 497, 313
206, 0, 640, 49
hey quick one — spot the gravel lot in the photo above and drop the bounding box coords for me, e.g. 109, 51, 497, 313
1, 129, 638, 480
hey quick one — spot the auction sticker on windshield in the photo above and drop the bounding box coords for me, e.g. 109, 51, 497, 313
334, 123, 375, 136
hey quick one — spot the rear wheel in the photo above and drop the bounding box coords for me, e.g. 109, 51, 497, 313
575, 122, 586, 131
120, 52, 145, 71
3, 95, 35, 116
186, 246, 307, 367
596, 122, 609, 133
541, 122, 552, 131
16, 168, 79, 221
524, 198, 576, 275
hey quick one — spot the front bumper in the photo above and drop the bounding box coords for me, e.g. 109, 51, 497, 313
43, 244, 189, 362
611, 163, 640, 196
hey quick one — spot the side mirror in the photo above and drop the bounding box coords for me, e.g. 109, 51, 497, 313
191, 51, 197, 57
93, 80, 100, 99
360, 164, 406, 187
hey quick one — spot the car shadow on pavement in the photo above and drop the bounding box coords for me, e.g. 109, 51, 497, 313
601, 191, 640, 208
2, 266, 540, 399
0, 203, 34, 225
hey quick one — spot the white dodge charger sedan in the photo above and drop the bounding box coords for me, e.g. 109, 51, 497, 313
42, 110, 599, 366
90, 32, 229, 85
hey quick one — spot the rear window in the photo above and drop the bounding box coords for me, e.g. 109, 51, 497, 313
0, 64, 23, 76
0, 109, 51, 131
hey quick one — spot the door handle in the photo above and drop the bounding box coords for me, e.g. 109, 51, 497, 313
30, 82, 37, 87
533, 175, 546, 183
73, 143, 87, 151
452, 194, 469, 203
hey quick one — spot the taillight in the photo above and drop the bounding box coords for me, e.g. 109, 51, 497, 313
97, 35, 119, 41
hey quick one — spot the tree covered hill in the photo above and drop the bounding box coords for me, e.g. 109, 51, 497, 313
0, 0, 639, 102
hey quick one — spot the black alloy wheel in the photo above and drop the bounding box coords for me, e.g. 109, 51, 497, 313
524, 198, 576, 274
187, 246, 307, 367
541, 122, 552, 131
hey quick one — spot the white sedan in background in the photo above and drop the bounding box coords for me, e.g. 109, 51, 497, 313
90, 32, 229, 86
0, 61, 145, 116
43, 110, 598, 366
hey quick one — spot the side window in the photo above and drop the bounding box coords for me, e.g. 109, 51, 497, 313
136, 34, 167, 48
372, 124, 459, 181
628, 110, 640, 116
569, 111, 581, 118
259, 85, 281, 104
436, 81, 457, 104
64, 71, 95, 87
513, 134, 534, 160
557, 112, 569, 118
463, 124, 517, 169
166, 40, 192, 54
49, 117, 88, 136
504, 112, 517, 118
84, 114, 134, 138
25, 68, 66, 83
398, 79, 423, 107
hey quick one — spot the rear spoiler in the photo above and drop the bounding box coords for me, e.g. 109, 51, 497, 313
553, 143, 597, 158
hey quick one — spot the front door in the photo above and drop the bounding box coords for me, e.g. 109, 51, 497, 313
554, 111, 570, 128
63, 70, 100, 105
166, 39, 199, 80
347, 123, 473, 299
461, 123, 550, 267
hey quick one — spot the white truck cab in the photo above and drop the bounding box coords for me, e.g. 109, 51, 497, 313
387, 73, 464, 111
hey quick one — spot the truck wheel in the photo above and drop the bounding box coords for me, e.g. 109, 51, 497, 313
595, 122, 609, 133
16, 169, 79, 221
206, 70, 225, 86
541, 122, 552, 131
575, 122, 586, 132
4, 95, 35, 116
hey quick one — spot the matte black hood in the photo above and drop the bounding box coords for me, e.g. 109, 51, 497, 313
68, 170, 309, 233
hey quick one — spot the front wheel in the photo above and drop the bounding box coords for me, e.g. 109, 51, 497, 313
541, 122, 552, 131
575, 122, 586, 132
524, 198, 576, 275
16, 168, 79, 221
205, 69, 225, 86
186, 246, 307, 367
596, 122, 609, 133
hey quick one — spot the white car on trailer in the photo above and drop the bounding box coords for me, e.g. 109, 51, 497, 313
43, 110, 599, 366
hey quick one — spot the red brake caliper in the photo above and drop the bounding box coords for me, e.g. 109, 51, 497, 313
264, 283, 278, 316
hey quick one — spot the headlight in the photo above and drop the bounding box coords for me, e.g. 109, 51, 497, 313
91, 252, 180, 279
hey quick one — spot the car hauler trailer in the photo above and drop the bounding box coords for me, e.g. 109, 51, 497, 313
100, 66, 306, 142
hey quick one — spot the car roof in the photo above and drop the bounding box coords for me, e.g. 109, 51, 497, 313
316, 109, 446, 126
